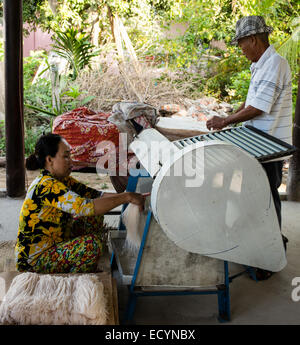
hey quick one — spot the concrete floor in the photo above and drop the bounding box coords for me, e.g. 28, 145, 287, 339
0, 196, 300, 325
113, 200, 300, 325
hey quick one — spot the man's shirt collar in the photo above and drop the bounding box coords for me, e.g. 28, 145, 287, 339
250, 45, 275, 72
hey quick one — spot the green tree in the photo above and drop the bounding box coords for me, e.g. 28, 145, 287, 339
0, 0, 45, 35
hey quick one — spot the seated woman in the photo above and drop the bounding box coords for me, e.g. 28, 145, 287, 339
15, 133, 146, 274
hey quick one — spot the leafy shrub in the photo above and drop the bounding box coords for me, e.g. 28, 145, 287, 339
52, 28, 100, 80
24, 125, 49, 156
198, 50, 250, 102
23, 51, 48, 89
0, 120, 5, 156
226, 69, 251, 107
24, 77, 53, 129
22, 50, 96, 156
0, 39, 4, 62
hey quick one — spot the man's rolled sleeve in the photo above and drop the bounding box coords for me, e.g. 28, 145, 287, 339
248, 78, 281, 114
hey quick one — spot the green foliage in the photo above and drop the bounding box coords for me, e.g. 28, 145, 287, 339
22, 47, 97, 137
61, 85, 95, 107
153, 0, 299, 109
226, 69, 251, 107
276, 17, 300, 76
23, 50, 48, 90
0, 0, 46, 35
52, 28, 100, 80
24, 77, 53, 126
0, 0, 100, 34
0, 119, 48, 156
0, 120, 5, 156
0, 120, 42, 157
1, 0, 299, 136
25, 81, 95, 118
21, 49, 97, 157
157, 0, 299, 64
22, 0, 45, 31
0, 38, 3, 62
291, 76, 299, 118
22, 52, 52, 132
24, 125, 49, 156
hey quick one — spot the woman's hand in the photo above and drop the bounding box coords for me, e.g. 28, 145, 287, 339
93, 192, 150, 215
127, 192, 150, 212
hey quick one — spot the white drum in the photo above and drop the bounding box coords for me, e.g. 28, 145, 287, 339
131, 129, 287, 272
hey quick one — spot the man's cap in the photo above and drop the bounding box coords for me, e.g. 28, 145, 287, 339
231, 16, 273, 45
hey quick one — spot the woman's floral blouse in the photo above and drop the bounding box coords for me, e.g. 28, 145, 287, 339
15, 169, 103, 271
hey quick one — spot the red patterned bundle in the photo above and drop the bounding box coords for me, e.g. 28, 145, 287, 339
52, 107, 122, 170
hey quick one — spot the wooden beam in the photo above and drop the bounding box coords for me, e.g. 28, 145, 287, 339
118, 16, 141, 76
112, 14, 124, 61
4, 0, 25, 197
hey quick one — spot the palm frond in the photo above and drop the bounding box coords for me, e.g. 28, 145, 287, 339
51, 28, 100, 80
277, 25, 300, 75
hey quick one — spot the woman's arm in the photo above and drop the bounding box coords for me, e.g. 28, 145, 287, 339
40, 175, 148, 217
101, 192, 116, 198
93, 192, 148, 215
64, 176, 102, 198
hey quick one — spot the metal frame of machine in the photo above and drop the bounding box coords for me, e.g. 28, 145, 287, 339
110, 170, 233, 323
109, 126, 295, 323
172, 125, 296, 163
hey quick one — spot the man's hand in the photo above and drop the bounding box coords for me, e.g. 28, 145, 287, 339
206, 116, 226, 131
207, 105, 262, 131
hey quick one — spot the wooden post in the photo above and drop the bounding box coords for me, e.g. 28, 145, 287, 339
118, 17, 141, 75
4, 0, 25, 198
112, 15, 125, 61
287, 74, 300, 200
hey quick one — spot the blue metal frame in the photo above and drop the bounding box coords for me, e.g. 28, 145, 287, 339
130, 209, 152, 293
110, 169, 149, 266
112, 170, 232, 323
217, 261, 230, 322
117, 169, 151, 230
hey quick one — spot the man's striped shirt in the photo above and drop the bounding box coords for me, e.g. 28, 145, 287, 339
244, 45, 293, 145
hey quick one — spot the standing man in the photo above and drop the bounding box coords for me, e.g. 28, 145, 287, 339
207, 16, 292, 280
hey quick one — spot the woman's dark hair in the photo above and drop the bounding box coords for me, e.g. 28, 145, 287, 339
26, 133, 62, 170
